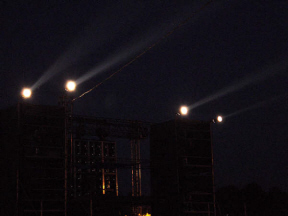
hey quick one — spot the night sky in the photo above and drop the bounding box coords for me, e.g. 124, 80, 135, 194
1, 1, 288, 193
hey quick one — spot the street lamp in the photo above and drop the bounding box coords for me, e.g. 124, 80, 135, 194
62, 80, 77, 210
217, 115, 223, 123
65, 80, 76, 92
21, 88, 32, 99
179, 106, 188, 115
211, 115, 223, 123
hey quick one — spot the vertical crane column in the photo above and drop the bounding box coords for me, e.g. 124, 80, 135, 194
131, 139, 141, 197
131, 139, 142, 216
59, 94, 73, 216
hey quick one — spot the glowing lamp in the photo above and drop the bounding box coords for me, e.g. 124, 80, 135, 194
65, 80, 76, 92
21, 88, 32, 99
180, 106, 188, 115
217, 115, 223, 122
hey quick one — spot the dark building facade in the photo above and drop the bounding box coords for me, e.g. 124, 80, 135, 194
0, 103, 66, 216
68, 115, 147, 216
1, 102, 149, 216
72, 139, 118, 197
150, 119, 216, 216
0, 103, 120, 216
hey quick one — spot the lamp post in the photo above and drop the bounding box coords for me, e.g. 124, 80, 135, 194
61, 80, 76, 216
210, 115, 222, 216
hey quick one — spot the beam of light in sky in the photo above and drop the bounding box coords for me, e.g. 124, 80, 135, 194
224, 94, 287, 119
74, 3, 206, 87
31, 51, 79, 90
188, 59, 288, 110
31, 21, 116, 90
75, 33, 160, 85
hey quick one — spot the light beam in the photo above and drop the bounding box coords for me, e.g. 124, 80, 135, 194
75, 33, 158, 85
31, 21, 113, 90
224, 94, 287, 119
189, 59, 288, 110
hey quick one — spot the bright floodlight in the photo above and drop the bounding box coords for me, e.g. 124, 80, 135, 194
217, 115, 223, 122
66, 81, 76, 92
21, 88, 32, 99
180, 106, 188, 115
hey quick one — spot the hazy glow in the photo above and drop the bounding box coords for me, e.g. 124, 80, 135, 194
76, 31, 160, 85
31, 21, 113, 90
31, 16, 173, 90
21, 88, 32, 98
180, 106, 188, 115
76, 53, 126, 85
65, 81, 76, 91
217, 115, 223, 122
31, 48, 84, 90
189, 59, 288, 110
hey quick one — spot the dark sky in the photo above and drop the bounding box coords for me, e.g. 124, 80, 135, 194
1, 0, 288, 192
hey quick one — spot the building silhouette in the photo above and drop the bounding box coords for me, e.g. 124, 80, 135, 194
150, 119, 216, 216
1, 103, 66, 216
0, 102, 149, 216
1, 103, 216, 216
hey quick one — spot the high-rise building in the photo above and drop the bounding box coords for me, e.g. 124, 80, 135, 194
0, 103, 66, 216
1, 102, 149, 216
150, 119, 216, 216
